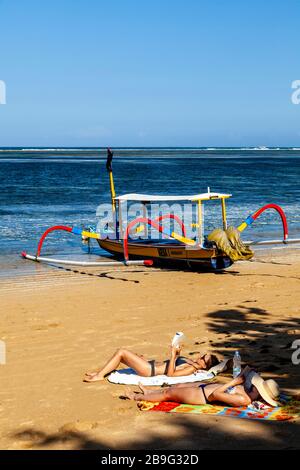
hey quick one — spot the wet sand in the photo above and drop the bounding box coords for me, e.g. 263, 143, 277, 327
0, 248, 300, 450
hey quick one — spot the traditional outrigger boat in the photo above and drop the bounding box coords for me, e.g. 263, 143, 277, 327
22, 149, 299, 271
98, 191, 234, 270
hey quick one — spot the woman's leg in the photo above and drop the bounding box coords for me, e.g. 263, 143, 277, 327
128, 385, 206, 405
84, 348, 152, 381
171, 382, 203, 389
138, 382, 202, 394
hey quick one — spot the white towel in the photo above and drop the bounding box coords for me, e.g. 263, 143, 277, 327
108, 368, 214, 385
107, 359, 229, 386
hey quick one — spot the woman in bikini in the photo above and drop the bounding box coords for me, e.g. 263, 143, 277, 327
84, 345, 219, 382
125, 366, 280, 408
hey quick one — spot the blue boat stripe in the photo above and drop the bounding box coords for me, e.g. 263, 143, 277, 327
245, 215, 254, 225
72, 227, 82, 235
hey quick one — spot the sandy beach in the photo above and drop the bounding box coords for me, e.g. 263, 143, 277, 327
0, 248, 299, 450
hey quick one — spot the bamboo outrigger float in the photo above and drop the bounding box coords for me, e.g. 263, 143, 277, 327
22, 148, 300, 271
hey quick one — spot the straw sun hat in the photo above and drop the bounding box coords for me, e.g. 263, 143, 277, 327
251, 373, 280, 407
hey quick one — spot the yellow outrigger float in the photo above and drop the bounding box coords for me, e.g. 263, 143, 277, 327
22, 148, 299, 271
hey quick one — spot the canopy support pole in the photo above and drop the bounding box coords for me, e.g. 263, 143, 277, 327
197, 200, 203, 245
221, 198, 227, 230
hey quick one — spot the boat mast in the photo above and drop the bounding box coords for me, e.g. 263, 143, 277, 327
106, 147, 116, 213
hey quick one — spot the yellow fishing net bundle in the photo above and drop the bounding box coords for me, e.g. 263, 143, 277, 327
207, 226, 254, 261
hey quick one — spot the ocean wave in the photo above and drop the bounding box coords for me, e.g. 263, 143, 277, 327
1, 146, 300, 153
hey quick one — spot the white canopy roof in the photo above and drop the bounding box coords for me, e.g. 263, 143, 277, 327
115, 192, 231, 202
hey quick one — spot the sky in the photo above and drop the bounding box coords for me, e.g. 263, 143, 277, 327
0, 0, 300, 147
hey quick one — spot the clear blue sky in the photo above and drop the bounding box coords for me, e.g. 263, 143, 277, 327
0, 0, 299, 147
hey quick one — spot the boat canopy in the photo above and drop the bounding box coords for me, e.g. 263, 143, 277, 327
114, 192, 232, 202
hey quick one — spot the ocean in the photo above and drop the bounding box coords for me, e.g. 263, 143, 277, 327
0, 147, 299, 276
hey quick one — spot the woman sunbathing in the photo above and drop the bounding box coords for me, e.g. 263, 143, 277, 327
84, 346, 219, 382
125, 366, 280, 408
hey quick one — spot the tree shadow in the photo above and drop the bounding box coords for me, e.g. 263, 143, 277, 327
12, 428, 107, 450
11, 412, 300, 450
205, 306, 300, 380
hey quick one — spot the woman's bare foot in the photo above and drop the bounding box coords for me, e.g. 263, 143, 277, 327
84, 370, 98, 377
123, 387, 146, 401
138, 382, 147, 394
83, 372, 105, 382
125, 388, 139, 400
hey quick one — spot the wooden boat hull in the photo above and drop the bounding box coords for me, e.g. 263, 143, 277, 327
97, 238, 233, 270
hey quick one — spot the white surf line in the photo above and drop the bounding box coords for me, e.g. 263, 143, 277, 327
246, 238, 300, 246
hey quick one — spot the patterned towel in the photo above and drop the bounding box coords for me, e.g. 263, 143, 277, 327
138, 394, 300, 421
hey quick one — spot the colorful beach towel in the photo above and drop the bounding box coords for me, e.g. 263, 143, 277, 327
108, 358, 229, 386
138, 394, 300, 421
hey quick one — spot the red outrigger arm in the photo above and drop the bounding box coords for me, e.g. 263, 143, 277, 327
237, 203, 288, 241
36, 225, 73, 256
35, 225, 102, 257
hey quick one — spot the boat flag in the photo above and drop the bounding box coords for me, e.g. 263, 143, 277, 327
106, 147, 114, 172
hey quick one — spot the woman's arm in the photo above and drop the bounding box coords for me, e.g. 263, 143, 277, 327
207, 369, 251, 407
165, 346, 180, 376
165, 347, 199, 377
209, 365, 250, 394
211, 375, 245, 394
168, 364, 199, 377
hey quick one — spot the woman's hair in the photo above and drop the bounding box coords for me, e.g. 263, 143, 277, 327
209, 354, 219, 369
201, 353, 219, 369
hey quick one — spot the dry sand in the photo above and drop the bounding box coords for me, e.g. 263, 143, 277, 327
0, 248, 300, 450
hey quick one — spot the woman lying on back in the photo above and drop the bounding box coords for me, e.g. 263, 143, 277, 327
84, 345, 219, 382
126, 366, 280, 409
